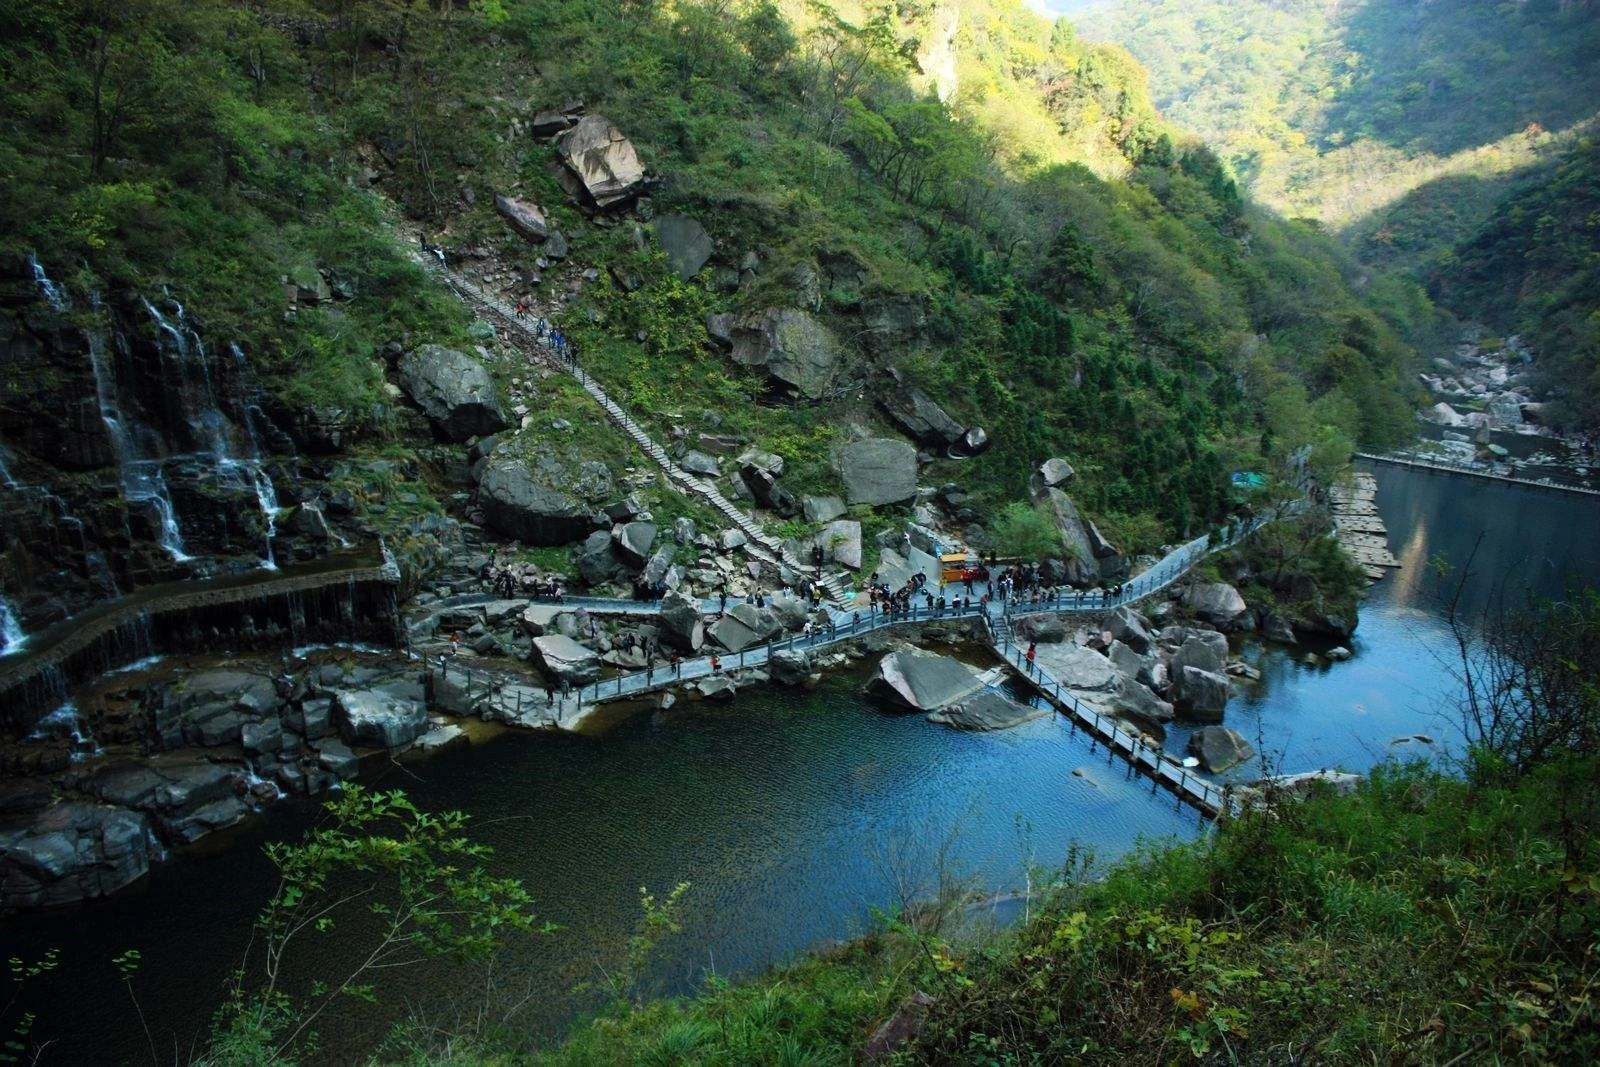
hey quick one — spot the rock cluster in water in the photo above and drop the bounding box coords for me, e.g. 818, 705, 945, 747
0, 655, 457, 910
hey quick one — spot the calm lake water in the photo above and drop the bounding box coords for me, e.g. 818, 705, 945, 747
8, 462, 1599, 1063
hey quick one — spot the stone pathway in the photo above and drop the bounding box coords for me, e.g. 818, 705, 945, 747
1330, 471, 1399, 582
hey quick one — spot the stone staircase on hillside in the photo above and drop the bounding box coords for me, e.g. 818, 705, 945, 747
416, 252, 846, 599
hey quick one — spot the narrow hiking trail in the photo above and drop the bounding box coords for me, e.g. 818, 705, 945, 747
413, 250, 851, 601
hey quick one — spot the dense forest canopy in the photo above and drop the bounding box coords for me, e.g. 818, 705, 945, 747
1078, 0, 1600, 432
0, 0, 1430, 547
1077, 0, 1600, 232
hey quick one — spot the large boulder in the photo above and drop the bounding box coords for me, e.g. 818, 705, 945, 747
652, 215, 714, 280
865, 648, 983, 712
1173, 666, 1229, 722
877, 368, 965, 449
1084, 520, 1127, 580
1107, 639, 1152, 682
1184, 583, 1250, 629
769, 647, 813, 686
333, 689, 429, 749
730, 308, 843, 398
493, 194, 550, 242
1158, 625, 1229, 661
1038, 489, 1097, 585
614, 521, 657, 566
928, 690, 1047, 731
1017, 615, 1070, 643
739, 463, 799, 517
811, 519, 863, 570
1035, 642, 1117, 691
1113, 676, 1174, 725
1037, 457, 1075, 488
554, 114, 646, 208
1294, 610, 1356, 640
838, 437, 918, 506
1107, 606, 1154, 654
708, 603, 783, 652
1187, 726, 1256, 773
396, 345, 507, 442
578, 530, 632, 586
657, 591, 705, 653
1171, 636, 1226, 678
479, 451, 613, 545
531, 635, 602, 685
0, 802, 156, 909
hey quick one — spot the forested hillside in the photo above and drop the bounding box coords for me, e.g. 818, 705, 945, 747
1077, 0, 1600, 433
1431, 138, 1600, 432
1, 0, 1424, 570
1077, 0, 1600, 236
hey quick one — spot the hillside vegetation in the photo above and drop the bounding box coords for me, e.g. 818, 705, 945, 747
0, 0, 1428, 555
530, 761, 1600, 1065
1077, 0, 1600, 236
1430, 138, 1600, 432
1077, 0, 1600, 433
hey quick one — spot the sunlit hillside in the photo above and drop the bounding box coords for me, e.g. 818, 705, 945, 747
1077, 0, 1600, 234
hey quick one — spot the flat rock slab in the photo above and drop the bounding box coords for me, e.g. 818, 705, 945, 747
865, 648, 984, 712
929, 690, 1047, 731
1034, 643, 1116, 691
531, 634, 602, 685
838, 437, 918, 505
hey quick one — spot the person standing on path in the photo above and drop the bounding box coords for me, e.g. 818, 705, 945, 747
1026, 641, 1037, 674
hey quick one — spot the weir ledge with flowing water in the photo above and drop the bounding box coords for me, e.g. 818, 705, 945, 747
0, 547, 405, 728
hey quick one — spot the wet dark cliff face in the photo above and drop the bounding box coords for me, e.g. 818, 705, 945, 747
0, 256, 351, 632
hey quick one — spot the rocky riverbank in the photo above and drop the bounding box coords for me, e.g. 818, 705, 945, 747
1416, 328, 1598, 487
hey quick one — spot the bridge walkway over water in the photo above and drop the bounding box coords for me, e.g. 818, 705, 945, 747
434, 511, 1275, 816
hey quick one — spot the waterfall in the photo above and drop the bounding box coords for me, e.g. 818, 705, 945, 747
0, 446, 16, 489
26, 701, 102, 762
87, 318, 191, 561
242, 760, 285, 803
303, 497, 352, 549
227, 344, 280, 569
143, 300, 280, 569
0, 596, 25, 654
27, 253, 69, 312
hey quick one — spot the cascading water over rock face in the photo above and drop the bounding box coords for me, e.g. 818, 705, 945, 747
0, 597, 26, 655
28, 252, 68, 312
26, 701, 102, 762
87, 311, 191, 562
140, 299, 281, 569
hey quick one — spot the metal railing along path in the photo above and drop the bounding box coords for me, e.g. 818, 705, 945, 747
991, 632, 1225, 818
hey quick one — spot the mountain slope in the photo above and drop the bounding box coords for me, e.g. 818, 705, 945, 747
1, 0, 1425, 609
1430, 137, 1600, 432
1076, 0, 1600, 232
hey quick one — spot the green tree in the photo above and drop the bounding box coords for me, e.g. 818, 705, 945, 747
206, 786, 551, 1063
991, 501, 1063, 560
